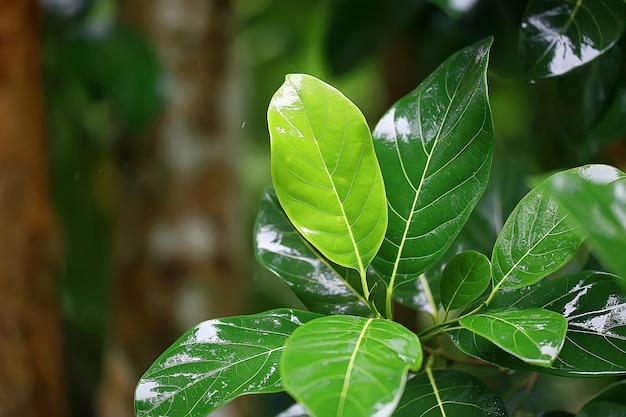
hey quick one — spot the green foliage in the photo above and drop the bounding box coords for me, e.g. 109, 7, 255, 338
135, 13, 626, 417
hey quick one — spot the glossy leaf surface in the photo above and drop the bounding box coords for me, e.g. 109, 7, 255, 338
491, 180, 583, 290
392, 370, 507, 417
254, 187, 371, 316
440, 250, 491, 312
459, 308, 567, 367
134, 309, 321, 417
268, 74, 387, 274
453, 271, 626, 375
520, 0, 626, 79
372, 37, 494, 294
543, 164, 626, 279
281, 315, 422, 417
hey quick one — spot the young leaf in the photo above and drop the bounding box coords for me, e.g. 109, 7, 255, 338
134, 309, 321, 417
520, 0, 626, 79
440, 250, 491, 313
453, 271, 626, 375
392, 370, 507, 417
281, 315, 422, 417
459, 308, 567, 367
371, 37, 494, 309
542, 164, 626, 280
491, 181, 583, 291
254, 187, 371, 316
268, 73, 387, 278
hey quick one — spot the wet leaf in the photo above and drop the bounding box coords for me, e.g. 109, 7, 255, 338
281, 315, 422, 417
440, 250, 491, 312
372, 37, 494, 298
459, 308, 567, 367
254, 188, 371, 316
134, 309, 321, 417
491, 178, 583, 290
392, 370, 507, 417
520, 0, 626, 79
452, 271, 626, 375
542, 164, 626, 279
268, 74, 388, 276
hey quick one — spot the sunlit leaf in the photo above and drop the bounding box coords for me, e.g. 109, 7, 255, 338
372, 37, 494, 299
254, 187, 371, 316
440, 251, 491, 312
520, 0, 626, 79
459, 308, 567, 367
452, 271, 626, 375
268, 74, 388, 276
281, 315, 422, 417
491, 179, 583, 290
134, 309, 321, 417
392, 370, 507, 417
542, 164, 626, 279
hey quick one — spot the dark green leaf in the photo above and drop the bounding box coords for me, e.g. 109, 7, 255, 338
578, 403, 626, 417
542, 164, 626, 279
520, 0, 626, 79
254, 187, 371, 316
281, 315, 422, 417
392, 369, 507, 417
268, 74, 388, 278
459, 308, 567, 367
372, 37, 494, 301
440, 250, 491, 312
452, 271, 626, 375
134, 309, 321, 417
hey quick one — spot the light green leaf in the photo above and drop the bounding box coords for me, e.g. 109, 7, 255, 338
440, 250, 491, 313
459, 308, 567, 367
491, 180, 583, 290
392, 370, 507, 417
281, 315, 422, 417
542, 164, 626, 279
371, 38, 494, 306
134, 309, 321, 417
520, 0, 626, 79
268, 74, 387, 277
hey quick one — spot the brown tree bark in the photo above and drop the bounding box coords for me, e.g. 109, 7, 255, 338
0, 1, 66, 416
99, 1, 246, 416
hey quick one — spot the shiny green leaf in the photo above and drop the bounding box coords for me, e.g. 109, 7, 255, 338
372, 38, 494, 297
134, 309, 321, 417
254, 187, 371, 316
542, 164, 626, 279
281, 315, 422, 417
520, 0, 626, 79
491, 179, 583, 290
440, 251, 491, 312
459, 308, 567, 367
268, 74, 388, 276
452, 271, 626, 375
392, 370, 507, 417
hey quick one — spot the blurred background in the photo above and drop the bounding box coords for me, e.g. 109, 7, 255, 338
1, 0, 625, 416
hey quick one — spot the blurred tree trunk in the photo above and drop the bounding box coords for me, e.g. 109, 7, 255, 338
0, 1, 65, 416
99, 1, 246, 416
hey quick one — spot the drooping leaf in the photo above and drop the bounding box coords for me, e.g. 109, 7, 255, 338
281, 315, 422, 417
459, 308, 567, 367
452, 271, 626, 375
520, 0, 626, 79
134, 309, 321, 417
542, 164, 626, 279
440, 250, 491, 313
371, 38, 494, 297
254, 187, 371, 316
491, 178, 583, 290
392, 370, 507, 417
268, 74, 388, 277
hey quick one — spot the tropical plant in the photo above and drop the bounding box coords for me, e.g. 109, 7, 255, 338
133, 29, 626, 416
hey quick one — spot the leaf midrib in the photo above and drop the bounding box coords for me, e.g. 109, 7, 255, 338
337, 318, 373, 417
